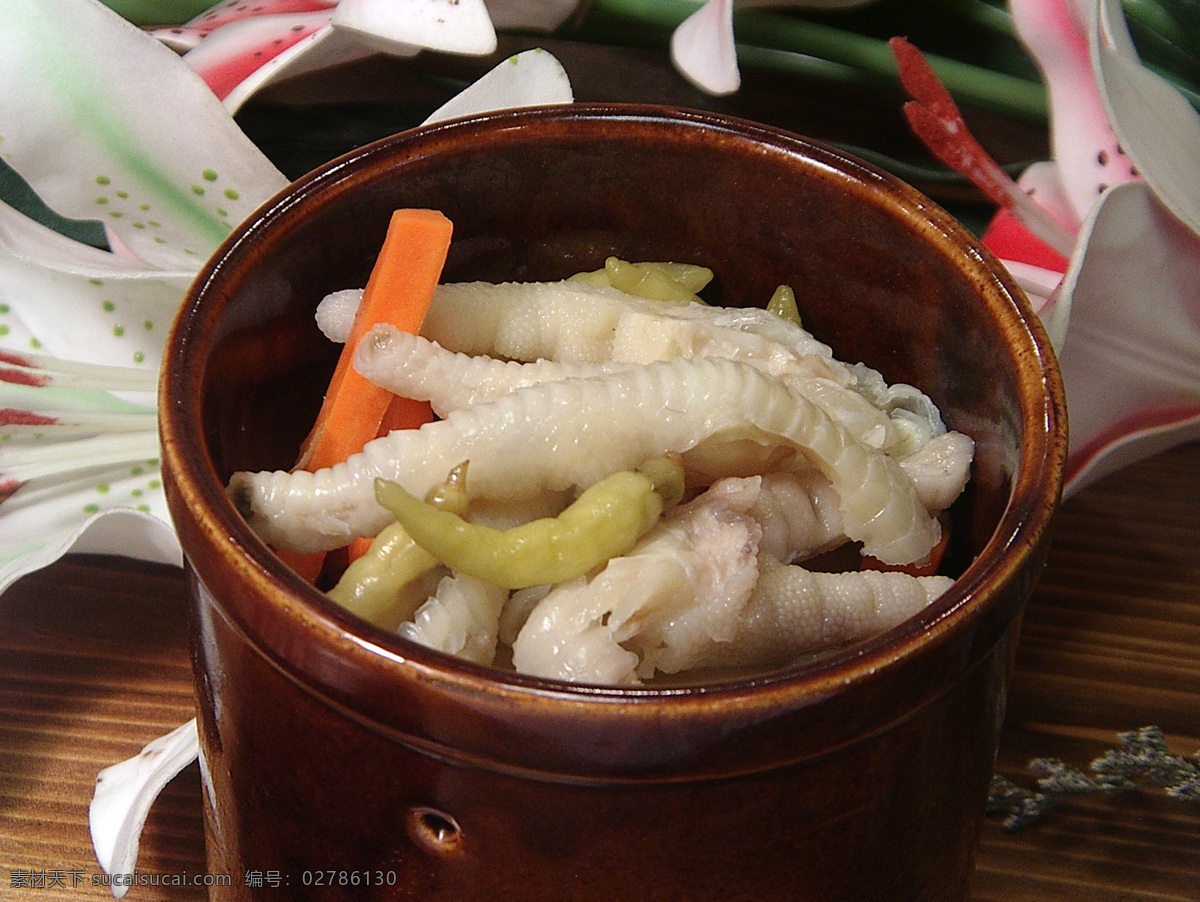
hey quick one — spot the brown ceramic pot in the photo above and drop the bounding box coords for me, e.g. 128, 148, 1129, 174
160, 104, 1066, 901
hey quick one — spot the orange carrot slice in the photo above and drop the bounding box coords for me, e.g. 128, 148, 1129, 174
861, 514, 951, 577
331, 397, 436, 570
280, 209, 450, 583
296, 208, 451, 471
274, 547, 327, 585
377, 395, 435, 436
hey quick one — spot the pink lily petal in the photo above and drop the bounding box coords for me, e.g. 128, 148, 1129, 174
222, 27, 386, 115
1055, 179, 1200, 496
164, 0, 336, 33
981, 228, 1068, 346
982, 163, 1073, 271
981, 162, 1073, 324
985, 213, 1068, 272
1092, 0, 1200, 242
1009, 0, 1134, 228
184, 14, 394, 115
178, 11, 337, 104
1013, 159, 1083, 245
151, 0, 337, 50
670, 0, 740, 96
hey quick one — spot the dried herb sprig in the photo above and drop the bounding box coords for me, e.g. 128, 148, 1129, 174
987, 726, 1200, 831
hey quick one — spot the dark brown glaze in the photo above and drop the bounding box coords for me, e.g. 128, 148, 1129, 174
159, 105, 1066, 901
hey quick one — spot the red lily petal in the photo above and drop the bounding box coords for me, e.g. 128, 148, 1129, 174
982, 209, 1070, 273
1, 408, 57, 426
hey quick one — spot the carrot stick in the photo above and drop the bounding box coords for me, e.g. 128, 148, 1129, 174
329, 397, 437, 570
296, 208, 451, 471
336, 397, 434, 567
274, 547, 327, 584
280, 209, 450, 583
861, 514, 950, 577
344, 536, 377, 563
377, 395, 435, 436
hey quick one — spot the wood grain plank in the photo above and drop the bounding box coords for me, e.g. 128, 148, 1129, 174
0, 556, 205, 900
974, 441, 1200, 900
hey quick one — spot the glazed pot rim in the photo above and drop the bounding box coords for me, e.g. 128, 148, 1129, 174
161, 102, 1067, 715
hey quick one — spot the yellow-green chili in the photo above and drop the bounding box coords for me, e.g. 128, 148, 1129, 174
767, 284, 802, 327
374, 456, 686, 590
326, 520, 439, 626
603, 257, 708, 303
569, 258, 712, 304
327, 461, 470, 626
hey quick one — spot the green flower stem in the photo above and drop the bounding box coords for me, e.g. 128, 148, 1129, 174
733, 43, 873, 88
736, 9, 1046, 120
585, 0, 1047, 123
99, 0, 214, 27
926, 0, 1015, 39
1122, 0, 1197, 52
1146, 59, 1200, 107
942, 0, 1200, 114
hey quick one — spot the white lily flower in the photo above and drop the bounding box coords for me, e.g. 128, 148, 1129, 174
671, 0, 740, 95
149, 0, 583, 113
89, 720, 203, 892
0, 0, 572, 601
1054, 0, 1200, 491
893, 0, 1200, 497
0, 0, 290, 596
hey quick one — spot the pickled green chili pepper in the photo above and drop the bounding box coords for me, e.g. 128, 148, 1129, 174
422, 460, 470, 516
570, 257, 713, 304
326, 521, 439, 626
374, 455, 686, 590
327, 461, 471, 626
767, 284, 802, 327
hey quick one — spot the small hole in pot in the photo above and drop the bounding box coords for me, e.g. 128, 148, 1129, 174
407, 807, 464, 856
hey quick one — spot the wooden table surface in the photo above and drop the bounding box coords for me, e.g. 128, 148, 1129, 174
3, 442, 1198, 901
